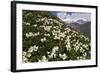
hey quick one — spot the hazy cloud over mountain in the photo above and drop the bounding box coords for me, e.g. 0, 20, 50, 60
56, 12, 91, 23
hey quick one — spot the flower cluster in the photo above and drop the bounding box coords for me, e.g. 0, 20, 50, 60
28, 45, 39, 52
26, 32, 40, 38
59, 53, 67, 60
41, 37, 46, 42
48, 46, 59, 58
38, 56, 48, 62
52, 30, 66, 40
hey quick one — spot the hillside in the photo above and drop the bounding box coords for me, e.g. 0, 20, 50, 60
22, 10, 91, 63
69, 22, 91, 38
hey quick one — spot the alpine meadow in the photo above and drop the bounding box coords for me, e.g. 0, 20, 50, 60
22, 10, 91, 63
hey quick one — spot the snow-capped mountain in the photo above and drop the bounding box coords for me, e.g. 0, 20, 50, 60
76, 19, 87, 24
56, 12, 91, 38
57, 12, 91, 24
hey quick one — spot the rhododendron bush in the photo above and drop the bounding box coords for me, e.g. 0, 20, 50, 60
22, 10, 91, 63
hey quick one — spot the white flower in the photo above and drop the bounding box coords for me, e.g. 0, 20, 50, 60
22, 51, 28, 63
66, 45, 71, 51
84, 37, 89, 41
83, 44, 88, 49
23, 22, 30, 25
33, 24, 37, 27
48, 54, 53, 58
53, 31, 66, 39
41, 18, 46, 21
77, 57, 80, 60
64, 28, 71, 32
59, 53, 67, 60
29, 32, 34, 36
52, 46, 59, 53
26, 32, 40, 38
38, 60, 41, 62
47, 51, 50, 54
60, 32, 66, 38
26, 32, 34, 38
52, 30, 60, 36
65, 36, 71, 43
41, 56, 48, 62
80, 56, 84, 60
26, 22, 30, 25
22, 51, 26, 56
52, 30, 65, 40
28, 47, 34, 52
65, 36, 71, 51
40, 25, 45, 28
53, 19, 62, 25
83, 53, 87, 57
61, 38, 63, 40
49, 53, 57, 58
45, 19, 50, 24
44, 26, 52, 31
38, 56, 48, 62
77, 56, 86, 60
74, 45, 79, 52
80, 47, 85, 53
73, 34, 77, 37
41, 37, 46, 42
53, 26, 59, 30
48, 18, 53, 21
73, 31, 78, 34
44, 33, 50, 37
34, 32, 40, 36
54, 35, 60, 40
28, 45, 38, 52
26, 53, 31, 58
22, 56, 28, 63
48, 46, 59, 58
26, 33, 30, 38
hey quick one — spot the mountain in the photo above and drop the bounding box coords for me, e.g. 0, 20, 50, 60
79, 22, 91, 38
56, 12, 91, 38
69, 21, 91, 38
22, 10, 91, 63
56, 12, 91, 24
76, 19, 87, 24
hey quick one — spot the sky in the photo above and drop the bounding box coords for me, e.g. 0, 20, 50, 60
52, 11, 91, 23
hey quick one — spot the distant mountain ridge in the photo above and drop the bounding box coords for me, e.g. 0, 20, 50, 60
69, 21, 91, 38
56, 12, 91, 24
76, 19, 88, 24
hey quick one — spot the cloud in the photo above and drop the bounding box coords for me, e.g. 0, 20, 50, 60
57, 12, 91, 23
57, 12, 67, 20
